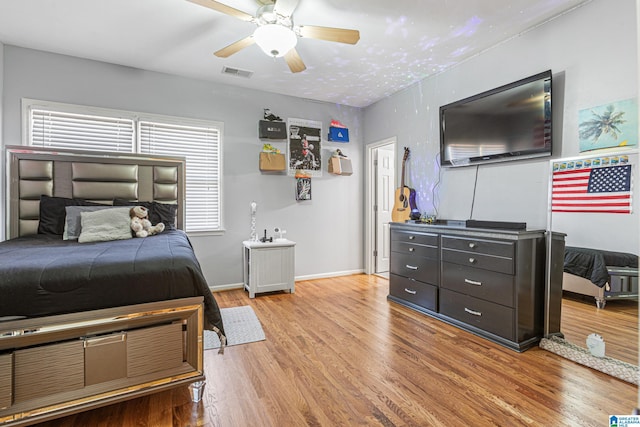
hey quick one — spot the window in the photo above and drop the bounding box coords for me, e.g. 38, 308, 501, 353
24, 99, 224, 234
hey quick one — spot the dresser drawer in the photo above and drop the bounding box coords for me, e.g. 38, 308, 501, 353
391, 230, 439, 247
391, 241, 439, 259
441, 262, 515, 307
439, 288, 514, 340
391, 253, 439, 284
389, 274, 437, 311
442, 248, 513, 275
442, 236, 514, 258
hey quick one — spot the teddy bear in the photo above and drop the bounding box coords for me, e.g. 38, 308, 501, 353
129, 206, 165, 238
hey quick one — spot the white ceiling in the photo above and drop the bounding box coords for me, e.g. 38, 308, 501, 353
0, 0, 591, 108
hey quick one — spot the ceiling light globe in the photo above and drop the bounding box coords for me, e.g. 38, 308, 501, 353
254, 24, 297, 58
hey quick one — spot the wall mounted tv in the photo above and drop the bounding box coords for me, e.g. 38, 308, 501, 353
440, 70, 552, 167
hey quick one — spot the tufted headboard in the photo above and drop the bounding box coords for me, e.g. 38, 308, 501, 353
6, 145, 186, 239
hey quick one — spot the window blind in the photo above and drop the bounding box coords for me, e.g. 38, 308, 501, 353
30, 109, 135, 152
139, 121, 221, 232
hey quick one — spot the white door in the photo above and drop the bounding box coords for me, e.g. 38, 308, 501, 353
375, 145, 395, 273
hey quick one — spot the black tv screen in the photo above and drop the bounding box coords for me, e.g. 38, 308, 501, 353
440, 70, 552, 167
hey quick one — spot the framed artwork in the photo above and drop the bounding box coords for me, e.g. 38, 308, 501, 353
288, 118, 322, 177
296, 176, 311, 201
578, 98, 638, 152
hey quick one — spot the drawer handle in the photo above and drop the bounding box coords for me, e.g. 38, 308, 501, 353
406, 264, 419, 270
408, 247, 415, 252
468, 257, 476, 264
404, 288, 417, 295
409, 235, 415, 240
464, 308, 482, 316
469, 242, 477, 249
464, 278, 482, 286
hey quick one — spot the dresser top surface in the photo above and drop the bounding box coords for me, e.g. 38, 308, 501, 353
390, 221, 546, 241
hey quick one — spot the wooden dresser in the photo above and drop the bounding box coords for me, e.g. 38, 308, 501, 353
389, 222, 562, 351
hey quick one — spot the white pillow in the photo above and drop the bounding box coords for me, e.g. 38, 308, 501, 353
78, 207, 132, 243
63, 205, 115, 240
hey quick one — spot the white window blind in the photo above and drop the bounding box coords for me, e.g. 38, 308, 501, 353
30, 109, 135, 152
139, 121, 221, 232
25, 100, 223, 234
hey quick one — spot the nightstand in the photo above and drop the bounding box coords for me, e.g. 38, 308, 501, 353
242, 240, 296, 298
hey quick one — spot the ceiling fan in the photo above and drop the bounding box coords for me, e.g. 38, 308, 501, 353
187, 0, 360, 73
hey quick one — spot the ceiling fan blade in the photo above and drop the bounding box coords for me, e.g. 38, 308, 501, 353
187, 0, 254, 22
298, 25, 360, 44
214, 36, 255, 58
284, 48, 306, 73
273, 0, 300, 18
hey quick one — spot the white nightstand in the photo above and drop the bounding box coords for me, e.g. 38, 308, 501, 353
242, 239, 296, 298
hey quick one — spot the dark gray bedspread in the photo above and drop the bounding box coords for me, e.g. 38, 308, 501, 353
0, 230, 224, 335
564, 246, 638, 288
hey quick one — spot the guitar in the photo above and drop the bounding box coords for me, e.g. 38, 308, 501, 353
391, 147, 419, 222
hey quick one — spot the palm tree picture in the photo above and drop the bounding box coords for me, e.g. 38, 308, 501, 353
578, 98, 638, 152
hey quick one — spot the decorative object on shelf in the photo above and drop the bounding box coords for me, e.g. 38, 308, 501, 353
250, 201, 258, 241
259, 108, 286, 140
578, 98, 637, 152
328, 149, 353, 176
262, 143, 280, 153
328, 119, 349, 142
288, 118, 322, 177
392, 147, 419, 222
274, 227, 287, 241
259, 152, 286, 171
259, 229, 273, 243
259, 142, 286, 172
264, 108, 282, 121
295, 170, 311, 201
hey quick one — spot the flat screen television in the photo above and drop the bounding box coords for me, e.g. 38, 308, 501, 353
439, 70, 552, 167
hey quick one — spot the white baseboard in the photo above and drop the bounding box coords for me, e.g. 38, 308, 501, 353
210, 282, 244, 292
208, 269, 365, 293
294, 269, 364, 281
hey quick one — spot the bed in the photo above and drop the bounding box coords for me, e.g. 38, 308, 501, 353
0, 146, 225, 426
563, 246, 639, 308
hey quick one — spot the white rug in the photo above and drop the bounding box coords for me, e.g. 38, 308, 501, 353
204, 305, 265, 350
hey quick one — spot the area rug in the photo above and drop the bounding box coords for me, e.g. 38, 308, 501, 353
539, 336, 638, 385
204, 305, 265, 350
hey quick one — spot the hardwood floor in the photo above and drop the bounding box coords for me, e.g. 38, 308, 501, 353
39, 274, 637, 426
561, 292, 638, 365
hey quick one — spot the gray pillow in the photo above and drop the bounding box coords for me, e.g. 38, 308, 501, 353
78, 207, 133, 243
64, 205, 116, 240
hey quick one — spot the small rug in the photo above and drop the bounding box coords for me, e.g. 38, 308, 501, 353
204, 305, 265, 350
540, 336, 638, 385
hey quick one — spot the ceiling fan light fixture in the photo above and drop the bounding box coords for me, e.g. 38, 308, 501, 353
253, 24, 297, 58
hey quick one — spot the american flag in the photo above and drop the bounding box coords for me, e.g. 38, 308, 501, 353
552, 164, 632, 213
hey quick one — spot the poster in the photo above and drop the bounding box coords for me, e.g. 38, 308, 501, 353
288, 118, 322, 177
578, 98, 638, 152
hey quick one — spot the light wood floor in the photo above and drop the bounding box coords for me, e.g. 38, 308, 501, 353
40, 274, 637, 426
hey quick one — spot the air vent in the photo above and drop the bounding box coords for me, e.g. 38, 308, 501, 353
221, 66, 253, 78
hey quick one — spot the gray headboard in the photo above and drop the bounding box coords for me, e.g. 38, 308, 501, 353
6, 145, 186, 239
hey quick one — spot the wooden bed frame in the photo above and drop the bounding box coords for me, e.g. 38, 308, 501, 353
1, 146, 207, 426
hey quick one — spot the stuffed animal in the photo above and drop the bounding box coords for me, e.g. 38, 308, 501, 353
129, 206, 165, 238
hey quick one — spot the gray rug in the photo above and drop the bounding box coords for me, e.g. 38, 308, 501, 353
540, 336, 638, 385
204, 305, 265, 350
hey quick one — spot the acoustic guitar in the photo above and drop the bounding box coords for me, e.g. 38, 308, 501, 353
391, 147, 419, 222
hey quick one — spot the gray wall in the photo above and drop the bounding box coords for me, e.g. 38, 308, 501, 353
1, 46, 365, 288
364, 0, 639, 252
